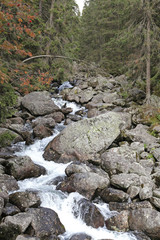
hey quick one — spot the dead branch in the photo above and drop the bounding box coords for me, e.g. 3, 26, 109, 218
22, 55, 81, 63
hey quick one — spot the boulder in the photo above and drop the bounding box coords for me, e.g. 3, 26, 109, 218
43, 112, 130, 162
111, 173, 140, 190
33, 124, 53, 139
27, 207, 65, 237
100, 188, 129, 203
50, 112, 65, 123
0, 222, 21, 240
21, 91, 59, 116
69, 233, 92, 240
129, 208, 160, 239
6, 156, 46, 180
0, 174, 19, 192
32, 116, 56, 128
79, 88, 94, 104
124, 124, 158, 146
65, 162, 92, 177
4, 212, 32, 232
74, 198, 104, 228
2, 203, 20, 216
57, 172, 110, 200
8, 124, 32, 144
139, 176, 155, 200
9, 192, 41, 211
105, 210, 129, 232
101, 143, 144, 176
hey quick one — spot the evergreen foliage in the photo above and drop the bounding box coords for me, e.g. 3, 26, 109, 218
80, 0, 160, 97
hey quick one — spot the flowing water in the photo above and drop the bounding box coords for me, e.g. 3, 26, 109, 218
14, 93, 137, 240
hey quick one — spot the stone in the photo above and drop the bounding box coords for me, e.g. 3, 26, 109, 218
124, 124, 158, 146
106, 210, 129, 232
6, 156, 46, 180
129, 208, 160, 239
65, 162, 91, 177
9, 192, 41, 211
27, 207, 65, 237
69, 233, 92, 240
2, 203, 20, 216
101, 144, 141, 176
33, 124, 53, 139
0, 222, 21, 240
4, 212, 32, 232
150, 197, 160, 209
32, 117, 56, 128
152, 148, 160, 162
100, 188, 129, 203
111, 173, 140, 190
43, 112, 130, 162
8, 124, 32, 144
139, 176, 155, 200
79, 88, 94, 104
21, 91, 59, 116
0, 174, 19, 192
57, 172, 110, 200
50, 112, 65, 123
74, 198, 104, 228
127, 186, 140, 199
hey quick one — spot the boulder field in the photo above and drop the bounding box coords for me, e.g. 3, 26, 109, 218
0, 64, 160, 239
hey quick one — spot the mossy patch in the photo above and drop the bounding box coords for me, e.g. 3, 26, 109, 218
0, 130, 16, 147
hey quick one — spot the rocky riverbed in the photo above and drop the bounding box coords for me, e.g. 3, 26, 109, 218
0, 63, 160, 240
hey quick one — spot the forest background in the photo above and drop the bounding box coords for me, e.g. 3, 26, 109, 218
0, 0, 160, 122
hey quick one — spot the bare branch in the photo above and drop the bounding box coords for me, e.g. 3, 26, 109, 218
22, 55, 81, 63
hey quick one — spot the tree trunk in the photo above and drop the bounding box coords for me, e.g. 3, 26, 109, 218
46, 0, 55, 60
39, 0, 42, 17
146, 0, 151, 104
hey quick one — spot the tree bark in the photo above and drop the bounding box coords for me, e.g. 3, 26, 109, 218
146, 0, 151, 104
39, 0, 42, 17
45, 0, 55, 62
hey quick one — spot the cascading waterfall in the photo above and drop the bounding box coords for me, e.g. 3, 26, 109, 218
14, 91, 137, 240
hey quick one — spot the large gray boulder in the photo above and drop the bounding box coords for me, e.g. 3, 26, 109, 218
21, 91, 59, 116
43, 111, 131, 162
129, 208, 160, 239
